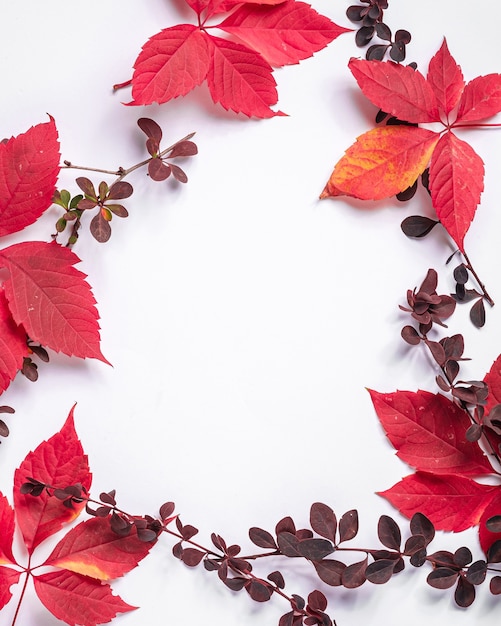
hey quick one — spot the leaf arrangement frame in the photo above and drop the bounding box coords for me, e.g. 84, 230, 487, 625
2, 2, 501, 625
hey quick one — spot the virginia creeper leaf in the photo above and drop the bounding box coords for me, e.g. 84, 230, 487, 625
483, 354, 501, 416
456, 73, 501, 123
321, 126, 439, 200
369, 389, 493, 476
427, 38, 464, 117
129, 25, 211, 106
0, 118, 60, 237
13, 407, 92, 554
379, 472, 498, 532
219, 1, 351, 67
0, 241, 109, 363
0, 567, 21, 611
0, 493, 16, 565
44, 517, 155, 581
33, 569, 135, 626
203, 0, 286, 19
429, 131, 484, 252
0, 290, 30, 394
206, 35, 284, 118
348, 58, 440, 123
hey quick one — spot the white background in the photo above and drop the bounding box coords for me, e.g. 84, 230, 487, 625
2, 1, 501, 625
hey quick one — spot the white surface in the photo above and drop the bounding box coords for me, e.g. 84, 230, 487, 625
1, 1, 501, 625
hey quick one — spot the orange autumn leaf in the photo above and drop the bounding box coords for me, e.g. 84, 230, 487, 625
321, 126, 439, 201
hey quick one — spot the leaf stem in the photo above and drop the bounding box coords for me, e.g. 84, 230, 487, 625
462, 251, 495, 307
10, 557, 31, 626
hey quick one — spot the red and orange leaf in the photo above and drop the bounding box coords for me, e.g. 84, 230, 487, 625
429, 131, 484, 252
348, 58, 440, 123
322, 125, 439, 200
206, 35, 284, 118
456, 73, 501, 123
0, 493, 16, 565
426, 38, 464, 116
0, 241, 108, 363
0, 567, 21, 611
219, 1, 351, 67
13, 407, 92, 554
0, 118, 60, 237
478, 492, 501, 555
33, 569, 135, 626
378, 472, 498, 532
44, 517, 155, 581
129, 25, 211, 106
0, 290, 30, 394
369, 389, 493, 476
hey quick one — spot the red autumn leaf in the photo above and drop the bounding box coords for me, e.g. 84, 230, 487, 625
429, 131, 484, 252
321, 125, 439, 200
369, 389, 493, 476
124, 0, 348, 117
0, 567, 21, 611
0, 290, 30, 394
378, 472, 498, 532
0, 241, 109, 363
456, 73, 501, 123
207, 35, 284, 118
219, 1, 352, 67
484, 354, 501, 415
33, 569, 136, 626
478, 492, 501, 555
348, 58, 440, 123
0, 117, 60, 237
44, 517, 155, 581
128, 25, 212, 106
0, 493, 16, 565
13, 406, 92, 554
426, 38, 464, 117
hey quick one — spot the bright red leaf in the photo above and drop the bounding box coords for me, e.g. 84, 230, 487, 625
0, 241, 109, 364
369, 389, 493, 476
122, 0, 349, 117
427, 38, 464, 117
0, 493, 16, 565
0, 117, 60, 237
0, 567, 21, 611
33, 569, 136, 626
44, 517, 155, 581
13, 406, 92, 554
378, 472, 498, 532
429, 131, 484, 253
0, 290, 30, 395
348, 58, 440, 123
207, 35, 284, 118
478, 492, 501, 555
219, 1, 351, 67
322, 39, 501, 253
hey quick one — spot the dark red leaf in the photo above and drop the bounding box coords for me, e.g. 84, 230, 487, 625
365, 559, 396, 584
0, 566, 21, 611
249, 526, 277, 549
338, 509, 358, 543
310, 502, 337, 542
377, 515, 401, 551
312, 559, 345, 586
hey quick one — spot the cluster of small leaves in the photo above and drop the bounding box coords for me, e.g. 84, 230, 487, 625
451, 261, 488, 328
137, 118, 197, 183
346, 1, 411, 61
21, 342, 50, 383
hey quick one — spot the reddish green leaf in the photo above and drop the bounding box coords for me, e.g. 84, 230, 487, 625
206, 35, 284, 118
0, 118, 60, 237
129, 25, 211, 106
429, 131, 484, 252
0, 290, 30, 394
379, 472, 498, 532
321, 126, 439, 200
0, 241, 109, 363
456, 73, 501, 123
348, 58, 440, 123
13, 407, 92, 554
0, 566, 21, 611
33, 569, 135, 626
369, 389, 493, 476
219, 1, 351, 67
44, 517, 155, 581
427, 38, 464, 116
0, 493, 16, 565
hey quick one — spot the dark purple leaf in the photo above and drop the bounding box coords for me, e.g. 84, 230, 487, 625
277, 532, 300, 557
90, 212, 111, 243
453, 547, 472, 568
276, 517, 296, 536
455, 576, 475, 607
465, 560, 487, 585
401, 325, 420, 345
365, 559, 396, 584
181, 548, 205, 566
169, 140, 198, 158
338, 510, 358, 543
170, 163, 188, 183
245, 579, 272, 602
108, 181, 133, 200
470, 298, 486, 328
267, 570, 285, 589
148, 158, 171, 181
401, 215, 438, 238
307, 589, 327, 612
342, 557, 368, 588
224, 576, 247, 591
312, 559, 346, 586
297, 538, 334, 561
138, 117, 163, 143
427, 568, 458, 589
490, 576, 501, 594
249, 527, 277, 549
310, 502, 337, 542
377, 515, 401, 551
